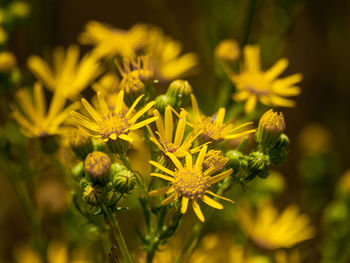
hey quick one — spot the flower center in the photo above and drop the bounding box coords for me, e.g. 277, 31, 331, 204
173, 167, 210, 199
98, 112, 130, 139
162, 141, 179, 153
199, 117, 223, 141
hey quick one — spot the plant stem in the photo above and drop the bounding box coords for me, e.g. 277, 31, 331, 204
103, 204, 133, 263
241, 0, 257, 47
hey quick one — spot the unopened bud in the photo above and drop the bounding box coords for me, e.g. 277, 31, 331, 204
247, 151, 270, 180
225, 150, 244, 172
71, 161, 84, 182
84, 151, 111, 185
82, 184, 102, 205
111, 163, 136, 193
155, 94, 175, 114
256, 109, 286, 148
166, 79, 192, 108
120, 74, 145, 108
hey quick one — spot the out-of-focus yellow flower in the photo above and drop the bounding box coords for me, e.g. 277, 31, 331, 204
338, 169, 350, 194
275, 249, 301, 263
144, 25, 198, 81
231, 45, 302, 113
14, 240, 92, 263
92, 72, 119, 95
237, 199, 314, 249
79, 21, 147, 59
0, 51, 16, 73
70, 91, 157, 144
298, 123, 331, 154
189, 94, 255, 143
147, 106, 200, 159
27, 45, 102, 100
149, 145, 234, 222
215, 39, 240, 62
11, 82, 79, 138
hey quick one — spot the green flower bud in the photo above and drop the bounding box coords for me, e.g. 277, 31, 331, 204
274, 133, 290, 150
111, 163, 136, 193
39, 134, 59, 154
120, 73, 145, 108
104, 189, 121, 206
247, 151, 270, 180
267, 134, 290, 165
256, 109, 286, 148
84, 151, 111, 185
225, 150, 244, 172
69, 128, 93, 160
71, 161, 84, 182
166, 80, 192, 108
155, 94, 175, 114
82, 184, 102, 205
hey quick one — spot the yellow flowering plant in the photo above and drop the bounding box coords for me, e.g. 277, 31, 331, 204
2, 4, 324, 263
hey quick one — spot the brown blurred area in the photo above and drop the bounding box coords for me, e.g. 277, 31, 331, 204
2, 0, 350, 261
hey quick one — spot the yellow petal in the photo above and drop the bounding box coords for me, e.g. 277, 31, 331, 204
209, 169, 233, 184
195, 145, 208, 168
181, 197, 189, 214
165, 105, 173, 143
81, 98, 101, 122
161, 193, 178, 205
202, 195, 223, 210
166, 152, 183, 170
149, 186, 174, 196
192, 200, 205, 222
149, 161, 174, 176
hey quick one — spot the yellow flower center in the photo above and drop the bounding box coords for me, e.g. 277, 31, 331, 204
173, 167, 210, 199
98, 112, 130, 139
203, 150, 228, 173
199, 117, 223, 141
163, 141, 179, 153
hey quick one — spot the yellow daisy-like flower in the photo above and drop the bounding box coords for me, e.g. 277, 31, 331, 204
79, 20, 147, 59
231, 45, 302, 113
237, 199, 314, 250
70, 91, 157, 146
27, 45, 102, 100
149, 145, 234, 222
147, 105, 200, 159
190, 95, 255, 143
11, 82, 79, 138
144, 25, 198, 81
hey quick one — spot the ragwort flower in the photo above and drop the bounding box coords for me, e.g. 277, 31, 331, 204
11, 82, 79, 138
237, 199, 314, 250
147, 105, 200, 159
27, 45, 102, 100
149, 145, 234, 222
231, 45, 302, 113
190, 95, 255, 143
70, 91, 157, 151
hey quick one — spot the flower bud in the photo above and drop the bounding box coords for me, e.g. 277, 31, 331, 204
155, 94, 175, 114
256, 109, 286, 148
70, 161, 84, 182
225, 150, 244, 172
0, 51, 16, 74
84, 151, 111, 185
215, 39, 240, 62
120, 74, 145, 108
166, 80, 192, 108
203, 150, 228, 174
69, 128, 93, 160
247, 151, 270, 180
274, 133, 290, 150
111, 163, 136, 193
268, 134, 289, 165
82, 184, 102, 205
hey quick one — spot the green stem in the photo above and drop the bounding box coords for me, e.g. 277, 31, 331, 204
241, 0, 257, 47
103, 204, 133, 263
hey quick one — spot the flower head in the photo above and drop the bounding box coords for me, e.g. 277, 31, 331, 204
231, 45, 302, 113
203, 150, 228, 174
27, 45, 102, 100
149, 145, 234, 222
0, 51, 16, 73
147, 105, 200, 159
84, 151, 111, 184
70, 91, 157, 146
190, 95, 255, 143
215, 39, 240, 62
11, 82, 79, 138
237, 199, 314, 249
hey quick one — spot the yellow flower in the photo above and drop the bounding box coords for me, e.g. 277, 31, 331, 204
27, 45, 102, 100
11, 82, 79, 138
237, 199, 314, 249
70, 91, 157, 145
147, 105, 200, 159
190, 94, 255, 142
231, 45, 302, 113
79, 20, 147, 59
144, 25, 198, 81
0, 51, 16, 73
215, 39, 240, 62
149, 145, 234, 222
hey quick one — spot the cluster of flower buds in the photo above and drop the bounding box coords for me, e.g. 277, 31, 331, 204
69, 138, 137, 208
155, 79, 192, 113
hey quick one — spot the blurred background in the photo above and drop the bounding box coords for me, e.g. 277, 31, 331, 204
1, 0, 350, 262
